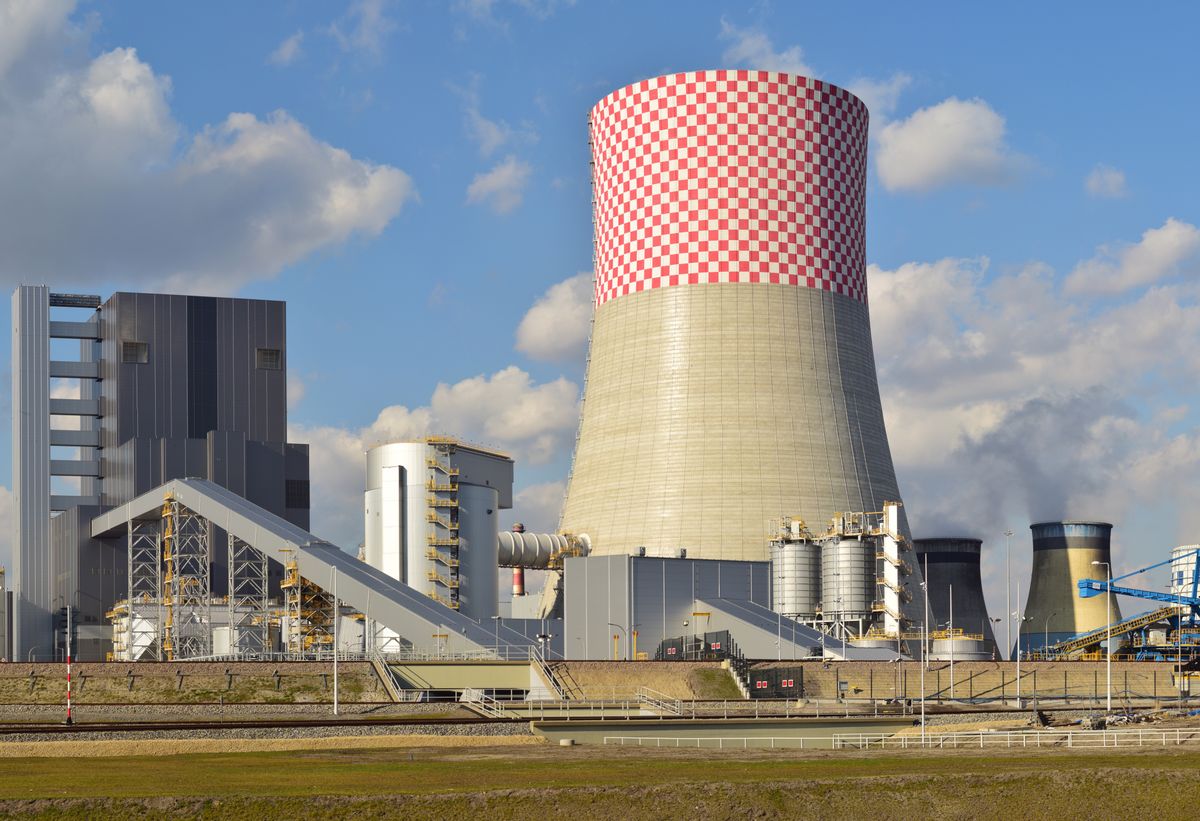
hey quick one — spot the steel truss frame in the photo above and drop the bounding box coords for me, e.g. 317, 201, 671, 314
228, 534, 269, 657
126, 519, 162, 661
162, 497, 211, 660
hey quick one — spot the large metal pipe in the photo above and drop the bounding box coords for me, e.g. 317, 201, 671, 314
497, 531, 571, 568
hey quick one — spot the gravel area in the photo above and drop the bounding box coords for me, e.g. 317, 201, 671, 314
0, 720, 532, 744
0, 701, 470, 722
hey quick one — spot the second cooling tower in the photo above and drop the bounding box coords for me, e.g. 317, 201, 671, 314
914, 538, 998, 659
1020, 521, 1121, 653
560, 70, 909, 583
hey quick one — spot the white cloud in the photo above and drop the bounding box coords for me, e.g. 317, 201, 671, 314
290, 367, 580, 547
287, 372, 306, 409
1066, 218, 1200, 296
451, 75, 538, 157
269, 31, 304, 66
515, 273, 592, 362
1085, 164, 1127, 199
849, 73, 912, 120
0, 0, 74, 81
466, 155, 531, 214
507, 481, 566, 533
454, 0, 574, 25
876, 97, 1026, 192
870, 255, 1200, 535
0, 8, 416, 292
719, 20, 814, 76
328, 0, 398, 57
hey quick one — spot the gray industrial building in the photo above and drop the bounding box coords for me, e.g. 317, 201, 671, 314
563, 555, 897, 662
11, 287, 310, 660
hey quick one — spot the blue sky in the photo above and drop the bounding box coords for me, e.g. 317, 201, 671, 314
2, 0, 1200, 621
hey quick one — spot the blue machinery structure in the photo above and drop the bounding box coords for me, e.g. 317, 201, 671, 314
1040, 549, 1200, 660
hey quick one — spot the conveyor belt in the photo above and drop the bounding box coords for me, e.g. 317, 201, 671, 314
91, 478, 538, 656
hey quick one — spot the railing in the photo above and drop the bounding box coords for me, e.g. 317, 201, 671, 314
833, 728, 1200, 750
635, 686, 683, 715
531, 647, 567, 700
604, 736, 829, 749
603, 728, 1200, 750
461, 687, 510, 718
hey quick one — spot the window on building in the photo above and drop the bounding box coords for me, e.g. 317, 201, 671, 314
121, 341, 148, 364
286, 479, 310, 509
256, 348, 282, 370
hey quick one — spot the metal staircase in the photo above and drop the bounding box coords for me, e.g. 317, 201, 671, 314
425, 440, 461, 610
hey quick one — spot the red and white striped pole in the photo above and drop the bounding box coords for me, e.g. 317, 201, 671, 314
65, 604, 73, 725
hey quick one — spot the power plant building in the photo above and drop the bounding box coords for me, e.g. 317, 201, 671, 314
11, 287, 310, 660
362, 439, 512, 623
1020, 521, 1122, 653
558, 70, 924, 633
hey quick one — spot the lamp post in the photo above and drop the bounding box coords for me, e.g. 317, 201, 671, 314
1092, 560, 1112, 713
1004, 529, 1013, 661
1043, 611, 1057, 655
922, 554, 931, 670
949, 584, 955, 700
331, 567, 339, 717
920, 614, 926, 741
1013, 579, 1022, 709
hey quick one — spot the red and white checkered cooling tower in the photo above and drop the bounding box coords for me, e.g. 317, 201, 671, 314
559, 70, 909, 564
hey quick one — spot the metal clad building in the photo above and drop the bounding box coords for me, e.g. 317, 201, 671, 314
560, 70, 907, 572
11, 287, 310, 660
1021, 521, 1121, 653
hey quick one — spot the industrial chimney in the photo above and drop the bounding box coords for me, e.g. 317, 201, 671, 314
1020, 521, 1121, 654
559, 70, 917, 618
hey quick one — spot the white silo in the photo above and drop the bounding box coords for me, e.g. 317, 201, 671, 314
363, 437, 512, 625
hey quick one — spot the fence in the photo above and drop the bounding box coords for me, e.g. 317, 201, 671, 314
603, 728, 1200, 750
833, 728, 1200, 750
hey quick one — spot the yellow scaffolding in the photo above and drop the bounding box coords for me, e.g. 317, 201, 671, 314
281, 560, 335, 654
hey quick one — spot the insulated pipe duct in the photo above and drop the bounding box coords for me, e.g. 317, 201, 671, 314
497, 531, 571, 568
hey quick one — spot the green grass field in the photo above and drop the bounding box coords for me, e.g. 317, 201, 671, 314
0, 745, 1197, 819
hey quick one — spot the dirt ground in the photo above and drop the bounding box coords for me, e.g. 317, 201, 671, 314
0, 745, 1198, 820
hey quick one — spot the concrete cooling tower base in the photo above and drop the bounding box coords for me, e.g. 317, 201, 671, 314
560, 284, 899, 560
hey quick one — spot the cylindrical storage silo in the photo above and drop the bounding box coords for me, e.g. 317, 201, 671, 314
558, 68, 924, 632
457, 483, 499, 622
914, 538, 999, 658
1020, 521, 1122, 655
770, 539, 821, 620
928, 635, 994, 661
820, 538, 875, 624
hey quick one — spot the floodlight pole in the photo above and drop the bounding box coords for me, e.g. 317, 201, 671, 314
1093, 560, 1111, 713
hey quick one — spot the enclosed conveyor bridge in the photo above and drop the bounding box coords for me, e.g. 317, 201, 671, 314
91, 478, 539, 657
